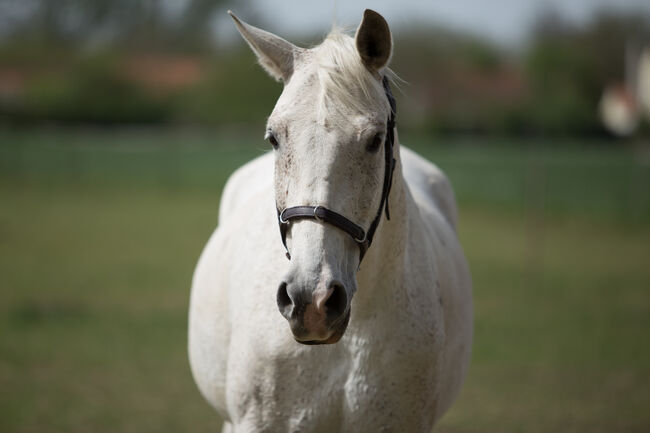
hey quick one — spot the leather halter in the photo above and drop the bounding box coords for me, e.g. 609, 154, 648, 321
276, 76, 397, 265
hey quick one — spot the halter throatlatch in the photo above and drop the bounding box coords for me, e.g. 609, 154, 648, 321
276, 76, 397, 265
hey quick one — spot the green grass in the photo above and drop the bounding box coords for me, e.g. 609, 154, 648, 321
1, 128, 649, 432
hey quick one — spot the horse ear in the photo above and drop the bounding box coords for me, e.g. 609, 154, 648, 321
355, 9, 393, 73
228, 11, 302, 82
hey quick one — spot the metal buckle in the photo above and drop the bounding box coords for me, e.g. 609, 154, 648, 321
279, 208, 289, 224
313, 206, 323, 222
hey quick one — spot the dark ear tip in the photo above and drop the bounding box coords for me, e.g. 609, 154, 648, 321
363, 9, 386, 24
360, 10, 390, 39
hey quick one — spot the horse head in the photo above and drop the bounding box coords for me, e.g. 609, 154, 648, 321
230, 9, 395, 345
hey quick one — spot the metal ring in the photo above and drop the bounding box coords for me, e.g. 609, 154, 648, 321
354, 232, 367, 244
279, 208, 289, 224
313, 206, 323, 222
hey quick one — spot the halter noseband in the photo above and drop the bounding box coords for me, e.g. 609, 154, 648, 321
276, 76, 397, 265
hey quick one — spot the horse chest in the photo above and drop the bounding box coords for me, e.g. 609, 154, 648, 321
225, 303, 443, 433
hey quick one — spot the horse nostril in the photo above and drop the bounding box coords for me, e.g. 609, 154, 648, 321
324, 282, 348, 318
277, 281, 293, 316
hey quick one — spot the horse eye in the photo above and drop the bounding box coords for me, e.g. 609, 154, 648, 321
366, 133, 383, 153
265, 131, 279, 149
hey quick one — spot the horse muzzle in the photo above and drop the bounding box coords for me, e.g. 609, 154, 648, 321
276, 280, 352, 345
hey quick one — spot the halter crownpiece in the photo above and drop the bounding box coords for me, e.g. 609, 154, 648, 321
276, 76, 397, 266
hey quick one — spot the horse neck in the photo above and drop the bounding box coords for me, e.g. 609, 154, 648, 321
354, 135, 409, 313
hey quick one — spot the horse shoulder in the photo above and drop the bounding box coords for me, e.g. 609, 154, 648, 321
218, 152, 274, 224
400, 145, 473, 417
189, 152, 274, 419
188, 223, 232, 418
400, 146, 458, 231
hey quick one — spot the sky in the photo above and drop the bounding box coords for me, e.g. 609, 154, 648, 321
219, 0, 650, 48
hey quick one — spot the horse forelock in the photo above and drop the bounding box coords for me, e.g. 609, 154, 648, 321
311, 29, 393, 122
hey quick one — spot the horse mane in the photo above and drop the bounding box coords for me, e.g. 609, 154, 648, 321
313, 29, 394, 119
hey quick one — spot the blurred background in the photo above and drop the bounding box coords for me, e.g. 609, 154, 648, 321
0, 0, 648, 432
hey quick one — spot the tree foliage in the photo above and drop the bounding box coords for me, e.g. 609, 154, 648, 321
0, 0, 233, 51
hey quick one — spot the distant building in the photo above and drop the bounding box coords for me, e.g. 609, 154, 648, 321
121, 55, 204, 94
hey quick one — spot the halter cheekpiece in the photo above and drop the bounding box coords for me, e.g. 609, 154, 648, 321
276, 76, 397, 266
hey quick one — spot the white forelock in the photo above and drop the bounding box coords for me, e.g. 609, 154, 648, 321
312, 29, 393, 120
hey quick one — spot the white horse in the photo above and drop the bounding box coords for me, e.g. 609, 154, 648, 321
189, 9, 473, 432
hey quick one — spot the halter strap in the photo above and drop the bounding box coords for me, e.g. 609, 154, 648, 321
277, 76, 397, 266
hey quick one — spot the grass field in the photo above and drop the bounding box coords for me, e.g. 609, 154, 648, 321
1, 128, 649, 432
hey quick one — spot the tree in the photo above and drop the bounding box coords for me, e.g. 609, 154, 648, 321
0, 0, 239, 51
